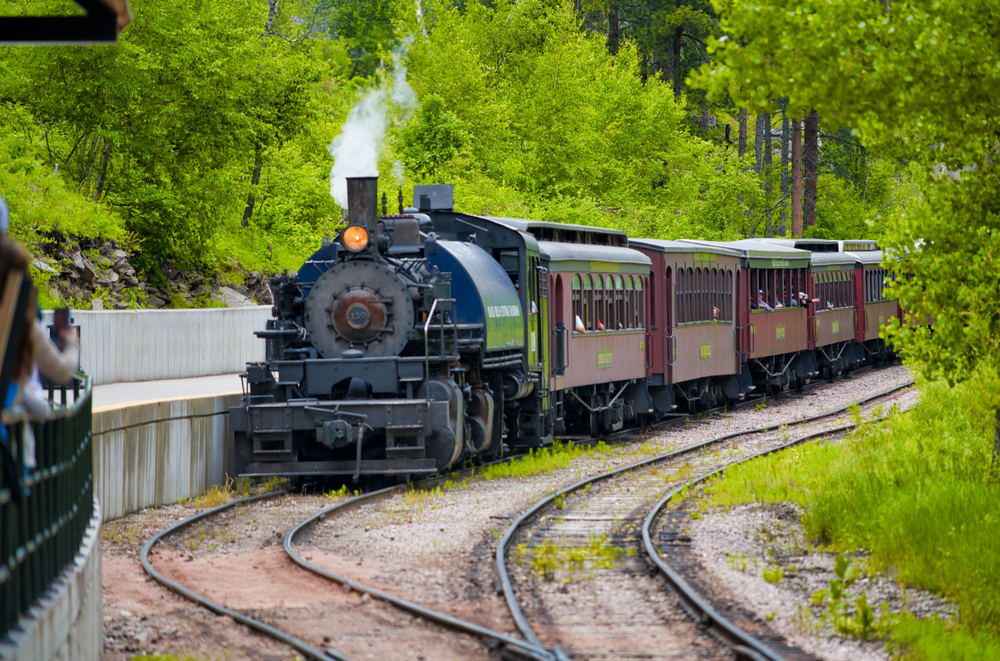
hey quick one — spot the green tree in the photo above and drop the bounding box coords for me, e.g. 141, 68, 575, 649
322, 0, 403, 77
693, 0, 1000, 481
400, 94, 465, 179
398, 0, 763, 238
1, 0, 338, 269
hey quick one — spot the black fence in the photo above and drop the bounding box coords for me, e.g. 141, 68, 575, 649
0, 374, 94, 641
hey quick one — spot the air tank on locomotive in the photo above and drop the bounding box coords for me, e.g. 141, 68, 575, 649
229, 176, 521, 482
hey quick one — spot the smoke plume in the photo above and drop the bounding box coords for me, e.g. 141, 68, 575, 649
329, 38, 417, 209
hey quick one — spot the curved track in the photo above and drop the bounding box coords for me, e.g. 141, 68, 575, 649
640, 421, 863, 661
496, 381, 912, 661
140, 491, 350, 661
139, 371, 910, 661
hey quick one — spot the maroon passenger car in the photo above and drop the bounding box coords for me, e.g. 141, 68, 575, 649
630, 239, 752, 412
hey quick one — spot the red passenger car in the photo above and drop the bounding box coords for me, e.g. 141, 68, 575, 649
506, 222, 653, 437
842, 240, 898, 363
630, 239, 752, 412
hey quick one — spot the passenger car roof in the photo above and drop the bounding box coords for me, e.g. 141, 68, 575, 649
755, 238, 840, 253
680, 239, 812, 262
809, 250, 859, 269
846, 249, 884, 266
482, 217, 628, 246
629, 238, 742, 258
537, 240, 650, 273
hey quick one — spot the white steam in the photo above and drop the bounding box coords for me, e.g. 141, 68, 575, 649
392, 160, 405, 184
329, 37, 417, 209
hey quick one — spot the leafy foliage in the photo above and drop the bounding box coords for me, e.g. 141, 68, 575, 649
390, 0, 762, 240
695, 0, 1000, 386
0, 0, 344, 272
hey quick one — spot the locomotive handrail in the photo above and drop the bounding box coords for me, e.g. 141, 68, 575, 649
423, 298, 457, 383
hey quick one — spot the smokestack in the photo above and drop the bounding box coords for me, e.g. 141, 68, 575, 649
346, 176, 378, 237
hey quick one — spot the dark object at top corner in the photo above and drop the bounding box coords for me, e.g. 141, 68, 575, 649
413, 184, 454, 212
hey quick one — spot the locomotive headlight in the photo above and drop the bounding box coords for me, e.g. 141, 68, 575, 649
342, 225, 369, 252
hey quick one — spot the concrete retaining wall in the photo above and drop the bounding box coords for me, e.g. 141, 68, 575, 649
0, 499, 103, 661
93, 394, 239, 521
43, 307, 271, 386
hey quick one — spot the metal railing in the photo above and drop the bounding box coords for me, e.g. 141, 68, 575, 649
0, 372, 93, 640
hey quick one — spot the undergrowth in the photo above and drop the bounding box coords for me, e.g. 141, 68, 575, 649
702, 367, 1000, 657
516, 533, 635, 580
190, 475, 288, 509
478, 440, 610, 480
191, 477, 252, 508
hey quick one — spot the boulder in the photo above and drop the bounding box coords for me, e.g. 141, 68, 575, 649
97, 271, 119, 286
32, 257, 59, 275
160, 264, 180, 281
79, 260, 98, 285
216, 287, 254, 307
145, 296, 167, 309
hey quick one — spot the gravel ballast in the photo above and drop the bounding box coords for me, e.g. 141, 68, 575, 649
102, 364, 917, 660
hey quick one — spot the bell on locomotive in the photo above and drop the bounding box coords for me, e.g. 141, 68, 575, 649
229, 176, 501, 482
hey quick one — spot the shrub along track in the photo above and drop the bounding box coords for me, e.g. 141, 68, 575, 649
497, 382, 914, 661
139, 368, 910, 661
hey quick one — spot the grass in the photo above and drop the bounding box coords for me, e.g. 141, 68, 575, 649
516, 533, 636, 581
478, 440, 611, 480
762, 564, 784, 584
701, 366, 1000, 657
190, 475, 288, 509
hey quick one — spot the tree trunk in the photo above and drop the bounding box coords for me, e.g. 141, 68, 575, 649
738, 108, 748, 158
992, 407, 1000, 479
672, 25, 684, 98
79, 135, 100, 192
791, 119, 803, 237
242, 147, 264, 228
764, 112, 772, 236
92, 142, 112, 202
804, 109, 819, 229
263, 0, 279, 45
754, 114, 765, 173
607, 4, 620, 55
780, 105, 789, 236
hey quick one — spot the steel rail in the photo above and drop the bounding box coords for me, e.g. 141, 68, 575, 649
495, 380, 912, 656
641, 419, 870, 661
140, 490, 353, 661
284, 467, 559, 661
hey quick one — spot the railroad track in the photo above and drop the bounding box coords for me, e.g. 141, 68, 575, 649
497, 381, 912, 661
139, 370, 910, 661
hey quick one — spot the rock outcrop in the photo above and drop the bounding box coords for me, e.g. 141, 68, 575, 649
31, 233, 273, 310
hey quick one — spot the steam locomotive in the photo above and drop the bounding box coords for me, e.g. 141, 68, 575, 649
229, 177, 898, 481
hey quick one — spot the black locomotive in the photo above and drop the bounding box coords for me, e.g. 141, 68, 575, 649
231, 177, 563, 481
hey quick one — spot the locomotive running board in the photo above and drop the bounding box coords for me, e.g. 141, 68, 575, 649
242, 459, 438, 477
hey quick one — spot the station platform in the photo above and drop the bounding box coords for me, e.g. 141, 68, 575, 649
93, 373, 243, 410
